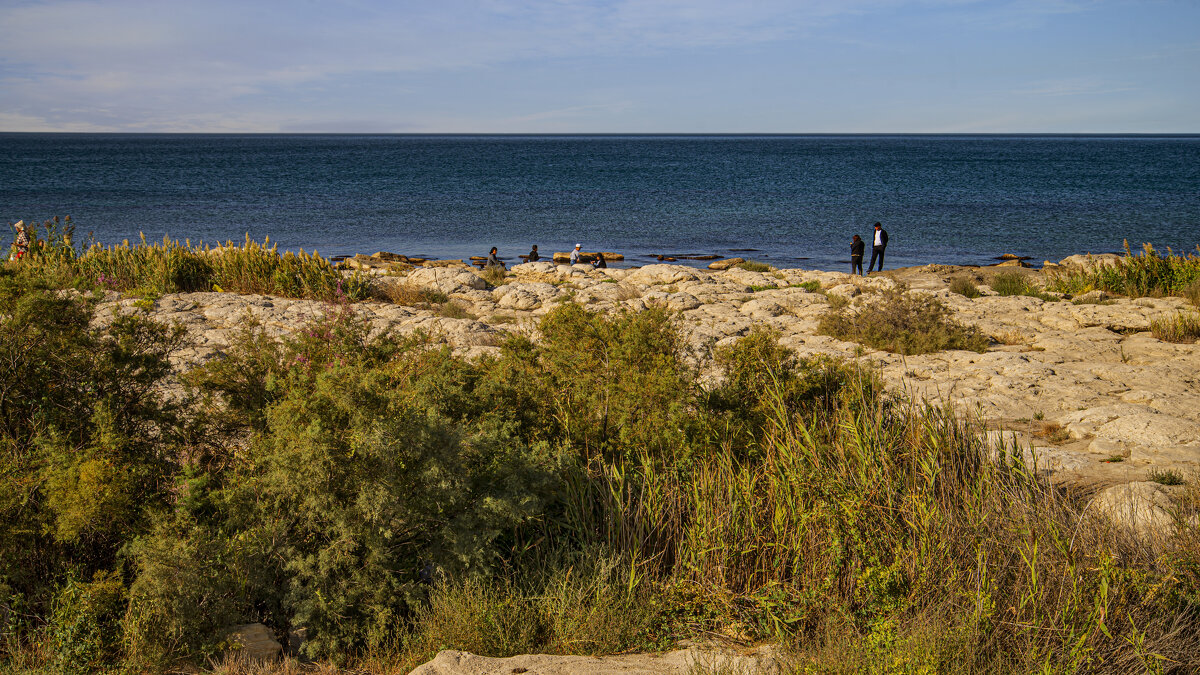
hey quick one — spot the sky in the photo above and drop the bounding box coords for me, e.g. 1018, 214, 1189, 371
1, 0, 1197, 133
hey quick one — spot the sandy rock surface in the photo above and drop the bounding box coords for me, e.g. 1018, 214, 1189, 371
98, 261, 1199, 491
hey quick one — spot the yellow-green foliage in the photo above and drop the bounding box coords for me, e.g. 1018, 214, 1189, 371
4, 281, 1199, 673
13, 223, 368, 302
1048, 242, 1200, 298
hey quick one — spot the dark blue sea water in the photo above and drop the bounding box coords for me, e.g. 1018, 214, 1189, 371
3, 134, 1199, 269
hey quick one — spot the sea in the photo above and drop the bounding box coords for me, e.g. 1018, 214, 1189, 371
3, 133, 1199, 270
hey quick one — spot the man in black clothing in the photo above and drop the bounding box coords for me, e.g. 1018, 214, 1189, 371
867, 222, 889, 272
850, 234, 865, 275
527, 245, 540, 262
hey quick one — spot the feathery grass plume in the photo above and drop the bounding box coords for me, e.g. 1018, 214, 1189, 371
1048, 241, 1200, 298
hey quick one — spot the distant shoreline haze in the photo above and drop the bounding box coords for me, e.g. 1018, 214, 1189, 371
4, 134, 1198, 269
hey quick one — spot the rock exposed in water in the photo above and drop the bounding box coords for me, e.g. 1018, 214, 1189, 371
708, 257, 745, 270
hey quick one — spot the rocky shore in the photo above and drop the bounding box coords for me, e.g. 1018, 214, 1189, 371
97, 256, 1197, 513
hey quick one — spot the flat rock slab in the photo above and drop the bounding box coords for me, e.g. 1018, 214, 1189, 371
408, 646, 784, 675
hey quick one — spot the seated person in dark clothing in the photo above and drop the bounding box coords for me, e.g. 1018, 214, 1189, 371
850, 234, 864, 275
592, 251, 607, 269
486, 246, 505, 269
527, 245, 540, 262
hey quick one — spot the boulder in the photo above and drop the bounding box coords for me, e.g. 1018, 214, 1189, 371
625, 264, 703, 286
225, 623, 281, 663
406, 268, 488, 295
708, 257, 745, 271
1088, 482, 1177, 541
1058, 253, 1122, 271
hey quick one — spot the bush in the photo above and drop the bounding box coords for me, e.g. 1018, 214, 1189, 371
45, 571, 127, 674
1047, 242, 1200, 298
817, 288, 990, 355
949, 277, 982, 298
1151, 310, 1200, 344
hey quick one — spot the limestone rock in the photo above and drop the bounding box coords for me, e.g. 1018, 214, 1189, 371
625, 264, 704, 286
407, 268, 488, 295
1058, 253, 1122, 270
708, 257, 745, 271
1088, 482, 1177, 540
225, 623, 281, 662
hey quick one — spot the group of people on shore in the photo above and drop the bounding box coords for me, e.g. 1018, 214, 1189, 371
850, 222, 888, 275
485, 243, 606, 270
491, 225, 888, 275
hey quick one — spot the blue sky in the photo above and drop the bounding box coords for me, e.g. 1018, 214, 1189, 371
1, 0, 1197, 132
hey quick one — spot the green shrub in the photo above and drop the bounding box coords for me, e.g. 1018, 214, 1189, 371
1148, 469, 1185, 486
1151, 310, 1200, 343
795, 280, 822, 293
1047, 242, 1200, 298
46, 572, 126, 674
817, 288, 990, 355
949, 277, 982, 298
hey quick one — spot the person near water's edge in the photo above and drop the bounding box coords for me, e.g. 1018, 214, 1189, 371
868, 222, 888, 272
486, 246, 505, 269
592, 251, 607, 269
569, 244, 582, 264
850, 234, 865, 275
527, 245, 540, 262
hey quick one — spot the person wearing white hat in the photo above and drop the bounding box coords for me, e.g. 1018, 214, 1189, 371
569, 243, 582, 265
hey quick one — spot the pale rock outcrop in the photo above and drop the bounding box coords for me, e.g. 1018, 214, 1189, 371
407, 267, 488, 295
1088, 481, 1178, 541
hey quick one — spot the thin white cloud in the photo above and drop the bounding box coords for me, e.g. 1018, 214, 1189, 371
1013, 78, 1137, 97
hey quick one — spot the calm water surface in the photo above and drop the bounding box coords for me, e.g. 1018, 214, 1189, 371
3, 134, 1198, 269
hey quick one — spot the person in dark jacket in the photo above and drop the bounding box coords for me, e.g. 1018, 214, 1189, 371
850, 234, 865, 275
592, 251, 607, 269
527, 245, 540, 262
867, 222, 889, 272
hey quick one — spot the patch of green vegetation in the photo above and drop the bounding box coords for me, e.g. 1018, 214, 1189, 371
817, 287, 990, 355
1047, 242, 1200, 299
794, 280, 822, 293
989, 272, 1056, 300
735, 260, 774, 273
8, 218, 368, 302
1150, 310, 1200, 344
948, 277, 982, 298
1148, 469, 1185, 486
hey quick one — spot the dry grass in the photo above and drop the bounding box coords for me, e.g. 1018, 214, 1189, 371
991, 330, 1028, 346
949, 277, 982, 298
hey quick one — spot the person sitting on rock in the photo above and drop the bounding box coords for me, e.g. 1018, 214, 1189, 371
486, 246, 505, 269
527, 245, 540, 262
592, 251, 607, 269
569, 244, 583, 265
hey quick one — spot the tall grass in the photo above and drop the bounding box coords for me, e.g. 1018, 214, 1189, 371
817, 287, 990, 355
12, 224, 367, 302
560, 375, 1200, 673
1048, 242, 1200, 298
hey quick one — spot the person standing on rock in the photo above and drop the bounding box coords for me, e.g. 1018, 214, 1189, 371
867, 222, 889, 272
570, 244, 582, 265
527, 245, 540, 262
850, 234, 865, 276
